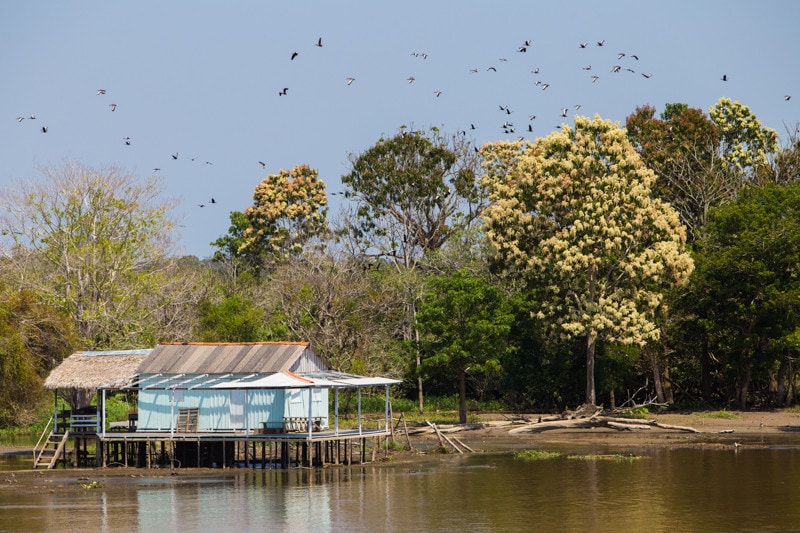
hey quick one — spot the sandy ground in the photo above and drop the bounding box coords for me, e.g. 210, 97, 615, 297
3, 409, 800, 493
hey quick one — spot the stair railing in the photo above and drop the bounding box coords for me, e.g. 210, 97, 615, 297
32, 417, 54, 462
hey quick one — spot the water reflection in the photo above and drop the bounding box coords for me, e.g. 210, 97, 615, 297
3, 445, 800, 532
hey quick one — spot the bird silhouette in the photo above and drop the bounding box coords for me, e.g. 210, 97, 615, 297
97, 89, 106, 95
579, 43, 588, 48
259, 161, 266, 168
784, 95, 791, 101
41, 126, 48, 133
291, 51, 298, 60
109, 103, 117, 111
406, 76, 415, 83
433, 90, 442, 97
315, 37, 322, 47
279, 87, 288, 96
172, 153, 178, 160
721, 74, 728, 81
591, 75, 600, 83
597, 39, 605, 46
346, 77, 356, 85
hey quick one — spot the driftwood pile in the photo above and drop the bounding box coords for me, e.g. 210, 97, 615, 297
508, 404, 700, 434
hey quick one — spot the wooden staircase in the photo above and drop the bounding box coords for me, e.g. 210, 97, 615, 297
33, 430, 69, 469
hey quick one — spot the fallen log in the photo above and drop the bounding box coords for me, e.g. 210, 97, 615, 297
509, 416, 701, 434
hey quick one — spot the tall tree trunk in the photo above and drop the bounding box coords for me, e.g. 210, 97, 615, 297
776, 350, 789, 407
647, 345, 666, 403
737, 363, 752, 410
700, 334, 712, 403
458, 368, 467, 424
586, 331, 597, 406
413, 301, 423, 414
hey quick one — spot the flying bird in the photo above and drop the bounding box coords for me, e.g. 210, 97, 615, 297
15, 116, 24, 122
784, 95, 791, 101
486, 66, 497, 72
406, 76, 415, 83
210, 198, 217, 204
518, 46, 527, 53
346, 77, 356, 85
617, 52, 626, 59
721, 74, 728, 81
259, 161, 266, 168
641, 73, 653, 79
41, 126, 48, 133
597, 39, 605, 46
291, 51, 298, 60
433, 90, 442, 97
109, 103, 117, 111
591, 75, 600, 83
540, 83, 550, 90
611, 65, 621, 73
561, 108, 569, 117
172, 152, 178, 160
579, 43, 588, 48
97, 89, 106, 95
279, 87, 288, 96
582, 65, 592, 70
28, 114, 36, 120
315, 37, 322, 47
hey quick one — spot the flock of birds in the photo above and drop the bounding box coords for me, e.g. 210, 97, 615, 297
11, 33, 795, 214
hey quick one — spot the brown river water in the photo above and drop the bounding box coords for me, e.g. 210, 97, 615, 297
2, 440, 800, 532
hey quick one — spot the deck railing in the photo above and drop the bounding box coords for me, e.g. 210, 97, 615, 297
70, 413, 99, 432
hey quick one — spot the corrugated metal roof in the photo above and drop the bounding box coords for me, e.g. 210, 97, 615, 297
136, 342, 327, 375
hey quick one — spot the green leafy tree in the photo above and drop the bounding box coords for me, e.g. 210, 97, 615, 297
341, 126, 485, 412
0, 162, 178, 349
341, 126, 485, 269
416, 270, 512, 423
0, 288, 76, 427
681, 183, 800, 408
481, 115, 694, 406
197, 294, 266, 342
240, 164, 328, 269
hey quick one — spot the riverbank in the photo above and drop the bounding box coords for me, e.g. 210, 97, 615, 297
3, 409, 800, 493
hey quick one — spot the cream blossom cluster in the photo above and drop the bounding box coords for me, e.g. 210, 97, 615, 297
242, 164, 328, 258
481, 115, 694, 346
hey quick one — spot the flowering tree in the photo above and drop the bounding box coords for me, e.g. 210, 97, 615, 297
481, 115, 694, 405
241, 164, 328, 267
709, 97, 778, 177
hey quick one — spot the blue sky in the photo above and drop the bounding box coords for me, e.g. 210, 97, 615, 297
2, 1, 798, 259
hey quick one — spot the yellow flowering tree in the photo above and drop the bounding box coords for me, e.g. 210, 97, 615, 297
709, 97, 778, 177
481, 115, 694, 406
241, 164, 328, 267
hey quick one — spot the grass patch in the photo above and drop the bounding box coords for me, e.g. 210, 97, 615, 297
698, 410, 738, 420
567, 453, 645, 462
514, 449, 563, 461
613, 406, 650, 419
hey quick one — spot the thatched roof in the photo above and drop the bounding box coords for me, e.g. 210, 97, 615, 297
44, 349, 152, 390
137, 342, 328, 375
